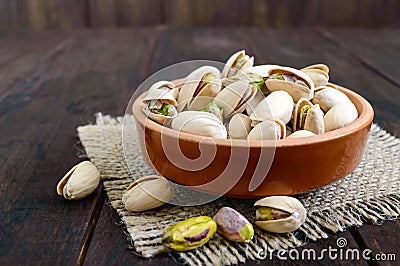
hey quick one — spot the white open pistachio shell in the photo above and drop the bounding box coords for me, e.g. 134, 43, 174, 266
213, 80, 256, 118
293, 98, 324, 134
229, 114, 252, 139
222, 50, 254, 78
242, 64, 281, 78
301, 64, 329, 74
178, 67, 222, 112
254, 196, 307, 233
250, 91, 294, 125
143, 105, 177, 125
301, 68, 329, 87
265, 66, 314, 102
324, 102, 358, 132
245, 88, 265, 115
122, 175, 173, 212
171, 111, 227, 138
312, 85, 352, 113
286, 130, 316, 139
56, 161, 100, 200
247, 119, 285, 140
143, 81, 177, 106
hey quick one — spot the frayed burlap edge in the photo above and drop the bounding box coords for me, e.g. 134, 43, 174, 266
77, 113, 399, 266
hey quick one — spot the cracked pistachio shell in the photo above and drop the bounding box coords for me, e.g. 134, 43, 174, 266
255, 196, 307, 233
250, 91, 294, 125
143, 81, 177, 106
265, 66, 314, 102
293, 98, 325, 134
56, 161, 100, 200
171, 111, 227, 138
242, 64, 281, 78
312, 85, 352, 113
229, 113, 252, 139
301, 64, 329, 87
162, 216, 217, 251
222, 50, 254, 78
286, 130, 316, 139
246, 88, 265, 115
213, 80, 257, 118
177, 66, 221, 112
324, 102, 358, 132
213, 207, 254, 243
122, 175, 173, 212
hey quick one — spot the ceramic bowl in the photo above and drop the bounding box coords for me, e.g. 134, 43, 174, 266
132, 82, 373, 198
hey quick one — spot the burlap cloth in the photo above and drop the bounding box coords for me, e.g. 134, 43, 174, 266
77, 113, 399, 265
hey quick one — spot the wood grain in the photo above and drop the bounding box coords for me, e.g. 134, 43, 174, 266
0, 28, 158, 265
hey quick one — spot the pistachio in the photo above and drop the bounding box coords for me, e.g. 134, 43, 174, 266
324, 102, 358, 132
286, 130, 316, 139
228, 113, 252, 139
222, 50, 254, 78
254, 196, 307, 233
162, 216, 217, 251
213, 207, 254, 243
56, 161, 100, 200
122, 175, 173, 212
312, 85, 352, 113
200, 102, 223, 121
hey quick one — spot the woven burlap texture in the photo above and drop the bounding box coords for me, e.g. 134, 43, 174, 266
77, 113, 399, 266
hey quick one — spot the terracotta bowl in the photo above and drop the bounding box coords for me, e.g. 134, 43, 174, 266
132, 82, 373, 198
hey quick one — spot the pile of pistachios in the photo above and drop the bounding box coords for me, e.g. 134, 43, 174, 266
142, 50, 359, 140
161, 196, 306, 251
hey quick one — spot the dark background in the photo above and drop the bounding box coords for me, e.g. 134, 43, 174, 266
0, 0, 399, 29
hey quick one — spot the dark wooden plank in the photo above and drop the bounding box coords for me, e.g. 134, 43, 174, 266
351, 221, 400, 265
0, 28, 158, 265
0, 0, 86, 30
241, 28, 400, 135
317, 28, 400, 88
0, 31, 70, 99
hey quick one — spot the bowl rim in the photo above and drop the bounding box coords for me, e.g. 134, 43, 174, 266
132, 82, 374, 148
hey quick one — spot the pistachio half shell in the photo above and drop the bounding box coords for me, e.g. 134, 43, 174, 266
56, 161, 100, 200
171, 111, 228, 138
122, 175, 173, 212
255, 196, 307, 233
162, 216, 217, 251
248, 119, 286, 140
324, 102, 358, 132
213, 207, 254, 243
222, 50, 254, 78
312, 85, 352, 113
301, 64, 329, 87
265, 66, 314, 102
228, 113, 252, 139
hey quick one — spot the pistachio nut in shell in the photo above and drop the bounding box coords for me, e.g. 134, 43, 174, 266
301, 64, 330, 88
142, 81, 178, 125
248, 119, 285, 140
122, 175, 173, 212
312, 85, 352, 113
293, 98, 324, 134
171, 111, 227, 138
162, 216, 217, 251
250, 90, 293, 125
222, 50, 254, 78
228, 113, 252, 139
213, 80, 256, 118
177, 67, 222, 112
254, 196, 307, 233
57, 161, 100, 200
301, 63, 329, 74
286, 130, 316, 139
324, 102, 358, 132
213, 207, 254, 243
200, 102, 223, 121
265, 66, 314, 102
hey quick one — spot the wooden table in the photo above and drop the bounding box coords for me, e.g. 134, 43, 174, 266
0, 27, 399, 265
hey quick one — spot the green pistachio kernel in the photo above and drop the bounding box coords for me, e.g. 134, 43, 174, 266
162, 216, 217, 251
154, 103, 171, 116
200, 102, 223, 120
203, 73, 216, 83
239, 223, 254, 242
256, 207, 290, 221
269, 73, 285, 81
